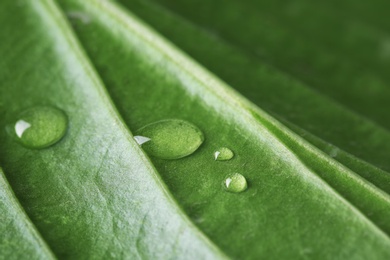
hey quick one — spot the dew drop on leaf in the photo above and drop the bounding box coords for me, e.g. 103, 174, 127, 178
135, 119, 204, 159
224, 173, 247, 193
214, 147, 234, 161
10, 106, 68, 149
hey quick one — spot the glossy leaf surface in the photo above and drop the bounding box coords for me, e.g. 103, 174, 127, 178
1, 0, 390, 259
0, 0, 223, 259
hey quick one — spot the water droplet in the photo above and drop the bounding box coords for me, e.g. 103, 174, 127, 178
224, 173, 247, 193
10, 106, 68, 149
135, 119, 204, 159
214, 147, 234, 161
134, 135, 151, 145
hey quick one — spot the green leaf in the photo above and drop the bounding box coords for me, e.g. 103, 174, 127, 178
58, 0, 390, 258
0, 168, 54, 259
116, 0, 390, 174
1, 0, 390, 259
115, 0, 390, 196
0, 0, 224, 259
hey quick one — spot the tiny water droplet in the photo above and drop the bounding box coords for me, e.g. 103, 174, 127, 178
135, 119, 204, 159
9, 106, 68, 149
214, 147, 234, 161
134, 135, 151, 145
224, 173, 247, 193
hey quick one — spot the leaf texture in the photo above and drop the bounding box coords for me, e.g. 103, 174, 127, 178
1, 0, 390, 259
0, 0, 224, 259
0, 168, 54, 260
116, 0, 390, 175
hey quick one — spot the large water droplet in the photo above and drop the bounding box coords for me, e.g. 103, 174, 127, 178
10, 106, 68, 149
135, 119, 204, 159
224, 173, 247, 193
214, 147, 234, 161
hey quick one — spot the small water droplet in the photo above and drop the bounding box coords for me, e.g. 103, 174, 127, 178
135, 119, 204, 159
9, 106, 68, 149
214, 147, 234, 161
224, 173, 247, 193
134, 135, 151, 145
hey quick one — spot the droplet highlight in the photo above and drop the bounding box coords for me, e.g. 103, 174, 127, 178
214, 147, 234, 161
134, 135, 151, 145
11, 106, 68, 149
135, 119, 204, 159
15, 120, 31, 138
224, 173, 247, 193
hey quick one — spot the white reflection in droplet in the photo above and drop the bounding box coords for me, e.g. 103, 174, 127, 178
214, 151, 221, 160
15, 120, 31, 138
225, 178, 232, 188
134, 135, 151, 145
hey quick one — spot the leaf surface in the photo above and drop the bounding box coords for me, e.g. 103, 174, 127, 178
56, 0, 390, 258
116, 0, 390, 176
0, 168, 54, 260
0, 0, 224, 259
1, 0, 390, 259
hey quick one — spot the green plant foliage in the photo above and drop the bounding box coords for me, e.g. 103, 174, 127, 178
0, 1, 224, 259
117, 0, 390, 210
0, 168, 54, 259
1, 0, 390, 259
